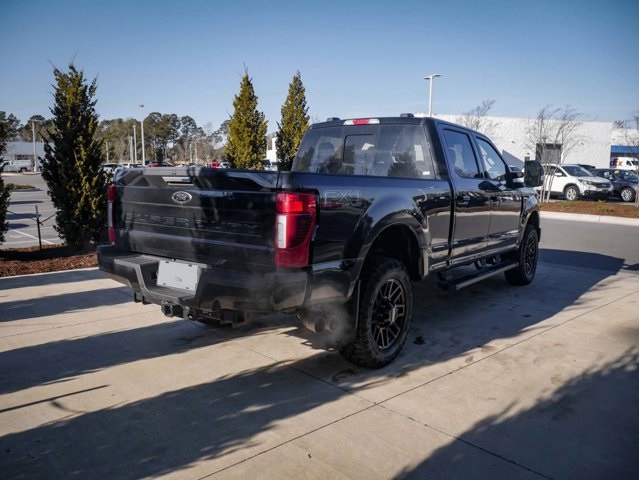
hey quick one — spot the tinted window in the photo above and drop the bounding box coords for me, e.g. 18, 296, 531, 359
292, 124, 435, 178
563, 165, 592, 177
443, 130, 481, 179
476, 138, 507, 182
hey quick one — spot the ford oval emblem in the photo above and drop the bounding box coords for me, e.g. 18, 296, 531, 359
171, 191, 192, 205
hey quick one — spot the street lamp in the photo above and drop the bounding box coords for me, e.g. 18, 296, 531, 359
133, 124, 137, 163
424, 73, 442, 117
139, 104, 146, 164
31, 118, 38, 172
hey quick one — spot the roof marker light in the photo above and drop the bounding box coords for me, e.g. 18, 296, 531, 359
343, 118, 380, 126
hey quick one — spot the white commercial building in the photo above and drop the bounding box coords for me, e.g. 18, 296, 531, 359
426, 114, 638, 169
267, 115, 638, 170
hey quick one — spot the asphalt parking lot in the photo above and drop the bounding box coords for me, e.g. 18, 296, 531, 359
1, 173, 61, 249
1, 256, 638, 479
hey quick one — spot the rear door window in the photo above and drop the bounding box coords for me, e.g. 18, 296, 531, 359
442, 129, 481, 179
476, 137, 507, 182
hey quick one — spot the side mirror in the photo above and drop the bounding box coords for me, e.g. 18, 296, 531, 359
524, 160, 543, 187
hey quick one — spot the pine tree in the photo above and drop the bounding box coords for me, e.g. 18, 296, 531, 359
41, 64, 108, 251
276, 71, 310, 171
226, 71, 267, 169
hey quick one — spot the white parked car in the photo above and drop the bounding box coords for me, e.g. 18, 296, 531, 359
101, 163, 120, 174
540, 164, 612, 201
261, 159, 278, 171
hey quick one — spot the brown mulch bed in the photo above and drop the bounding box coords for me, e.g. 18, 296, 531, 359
540, 200, 639, 218
0, 244, 97, 277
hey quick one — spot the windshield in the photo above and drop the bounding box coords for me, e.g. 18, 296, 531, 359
563, 165, 593, 177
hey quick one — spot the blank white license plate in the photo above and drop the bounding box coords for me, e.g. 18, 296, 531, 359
157, 260, 200, 291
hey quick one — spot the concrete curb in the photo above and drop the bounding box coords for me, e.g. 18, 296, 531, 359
542, 210, 639, 226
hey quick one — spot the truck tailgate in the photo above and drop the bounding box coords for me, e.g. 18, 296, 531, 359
112, 167, 279, 272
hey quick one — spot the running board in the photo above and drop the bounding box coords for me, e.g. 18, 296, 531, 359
438, 261, 518, 291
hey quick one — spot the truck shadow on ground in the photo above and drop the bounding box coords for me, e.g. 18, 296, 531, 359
0, 250, 635, 478
0, 268, 105, 289
0, 286, 131, 323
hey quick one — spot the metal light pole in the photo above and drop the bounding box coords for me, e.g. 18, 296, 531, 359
31, 119, 38, 172
424, 73, 442, 117
139, 104, 146, 164
133, 124, 137, 163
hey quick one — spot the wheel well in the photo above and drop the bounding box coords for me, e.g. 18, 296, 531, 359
366, 225, 421, 281
564, 184, 579, 193
527, 210, 540, 231
527, 210, 541, 239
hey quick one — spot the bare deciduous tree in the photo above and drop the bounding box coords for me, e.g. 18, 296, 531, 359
456, 99, 499, 137
627, 111, 639, 206
525, 105, 584, 202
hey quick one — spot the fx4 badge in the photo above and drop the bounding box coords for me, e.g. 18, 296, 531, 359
171, 191, 192, 205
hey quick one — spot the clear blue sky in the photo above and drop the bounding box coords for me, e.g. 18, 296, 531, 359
1, 0, 638, 133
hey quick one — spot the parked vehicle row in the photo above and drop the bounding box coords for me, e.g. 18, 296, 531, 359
538, 163, 637, 202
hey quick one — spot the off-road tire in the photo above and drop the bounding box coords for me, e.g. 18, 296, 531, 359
340, 256, 412, 368
505, 224, 539, 286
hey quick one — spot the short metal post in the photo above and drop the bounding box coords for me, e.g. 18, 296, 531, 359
35, 205, 42, 251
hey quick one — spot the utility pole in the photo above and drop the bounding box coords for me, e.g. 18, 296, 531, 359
31, 119, 38, 172
140, 104, 146, 164
133, 124, 137, 163
129, 136, 134, 163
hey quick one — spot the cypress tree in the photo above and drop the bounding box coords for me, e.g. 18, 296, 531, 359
226, 71, 267, 169
276, 71, 310, 171
0, 115, 12, 243
41, 64, 108, 251
0, 167, 10, 244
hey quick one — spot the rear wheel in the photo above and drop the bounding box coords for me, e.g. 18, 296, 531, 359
564, 185, 579, 201
340, 256, 412, 368
505, 224, 539, 286
620, 187, 635, 203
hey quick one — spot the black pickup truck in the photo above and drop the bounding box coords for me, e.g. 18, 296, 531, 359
98, 116, 543, 367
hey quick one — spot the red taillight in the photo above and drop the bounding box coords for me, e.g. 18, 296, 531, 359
107, 184, 116, 243
275, 192, 316, 268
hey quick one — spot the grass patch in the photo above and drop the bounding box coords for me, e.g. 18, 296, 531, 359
541, 200, 639, 218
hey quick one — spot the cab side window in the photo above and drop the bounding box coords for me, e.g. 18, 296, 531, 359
443, 129, 481, 179
476, 138, 507, 182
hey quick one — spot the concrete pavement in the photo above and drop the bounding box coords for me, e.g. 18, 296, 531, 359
1, 261, 638, 479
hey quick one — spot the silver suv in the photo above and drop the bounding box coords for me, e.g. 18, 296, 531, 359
541, 164, 612, 201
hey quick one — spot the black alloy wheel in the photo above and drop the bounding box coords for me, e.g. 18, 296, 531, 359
341, 256, 413, 368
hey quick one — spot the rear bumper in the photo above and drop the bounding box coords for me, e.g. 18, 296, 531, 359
97, 245, 308, 313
